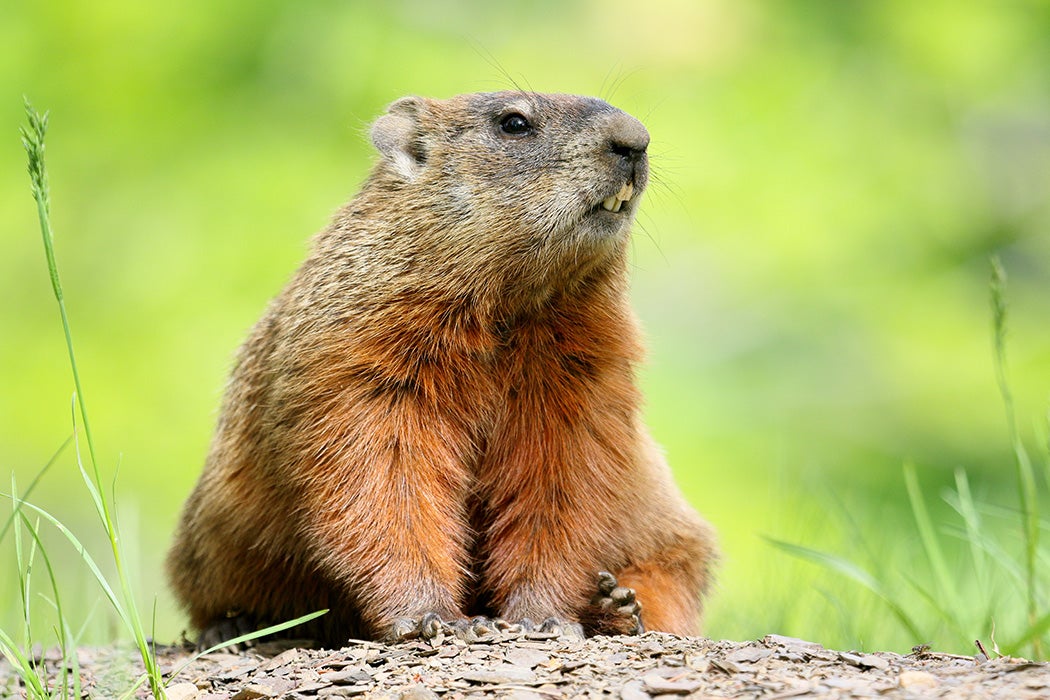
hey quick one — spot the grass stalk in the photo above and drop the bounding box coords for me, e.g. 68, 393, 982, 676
990, 255, 1042, 659
6, 477, 74, 700
0, 436, 70, 545
164, 609, 329, 685
951, 469, 988, 593
765, 259, 1048, 656
17, 512, 78, 700
21, 99, 166, 699
903, 463, 961, 617
0, 626, 48, 699
764, 536, 925, 642
11, 480, 44, 696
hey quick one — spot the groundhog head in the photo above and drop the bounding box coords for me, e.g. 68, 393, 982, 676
368, 92, 650, 271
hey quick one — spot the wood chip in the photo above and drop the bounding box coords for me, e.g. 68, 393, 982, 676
257, 678, 296, 695
217, 662, 260, 680
727, 646, 773, 664
322, 668, 374, 685
763, 635, 824, 649
504, 647, 551, 668
462, 665, 538, 684
397, 683, 439, 699
710, 657, 743, 674
821, 677, 869, 692
505, 690, 547, 700
839, 652, 890, 670
317, 686, 371, 697
641, 673, 703, 694
620, 679, 651, 700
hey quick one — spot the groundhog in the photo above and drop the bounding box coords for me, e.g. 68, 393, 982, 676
167, 91, 717, 647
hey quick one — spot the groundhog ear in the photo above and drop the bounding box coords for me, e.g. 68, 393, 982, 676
371, 97, 428, 182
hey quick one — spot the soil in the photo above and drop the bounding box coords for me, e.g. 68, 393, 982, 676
2, 631, 1047, 699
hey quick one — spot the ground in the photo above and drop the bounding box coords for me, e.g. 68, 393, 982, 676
2, 631, 1047, 699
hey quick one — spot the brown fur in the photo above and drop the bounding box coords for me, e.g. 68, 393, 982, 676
167, 91, 717, 645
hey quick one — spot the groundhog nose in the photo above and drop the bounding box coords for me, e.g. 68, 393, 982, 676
605, 111, 650, 161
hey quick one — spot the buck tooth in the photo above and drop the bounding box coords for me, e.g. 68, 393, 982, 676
602, 195, 617, 212
613, 198, 624, 213
624, 183, 633, 201
617, 183, 629, 201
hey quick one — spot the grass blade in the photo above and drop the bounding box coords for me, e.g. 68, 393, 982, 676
5, 496, 130, 630
765, 537, 925, 641
951, 469, 987, 588
903, 463, 961, 616
990, 256, 1042, 658
1005, 609, 1050, 657
0, 435, 70, 544
898, 570, 968, 642
0, 626, 49, 699
165, 609, 329, 684
18, 512, 75, 700
22, 98, 166, 698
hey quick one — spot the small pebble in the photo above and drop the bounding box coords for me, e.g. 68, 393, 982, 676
166, 682, 200, 700
230, 684, 275, 700
899, 670, 939, 689
398, 683, 439, 700
620, 679, 651, 700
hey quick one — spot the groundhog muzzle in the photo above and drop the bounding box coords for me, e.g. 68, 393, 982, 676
167, 91, 717, 647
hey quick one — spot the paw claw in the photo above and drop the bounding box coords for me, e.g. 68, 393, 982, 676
610, 586, 635, 605
536, 617, 585, 639
419, 612, 445, 640
388, 613, 505, 644
446, 616, 499, 643
597, 571, 618, 596
469, 616, 498, 637
389, 616, 421, 641
591, 572, 645, 636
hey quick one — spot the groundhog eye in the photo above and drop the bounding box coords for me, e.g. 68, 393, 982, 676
499, 113, 532, 137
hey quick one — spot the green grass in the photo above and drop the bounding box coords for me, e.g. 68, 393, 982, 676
768, 258, 1050, 660
3, 100, 331, 699
11, 97, 167, 700
991, 256, 1043, 658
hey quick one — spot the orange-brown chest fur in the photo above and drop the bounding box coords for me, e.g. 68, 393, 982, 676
256, 246, 643, 598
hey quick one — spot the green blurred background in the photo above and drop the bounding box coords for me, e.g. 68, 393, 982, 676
3, 0, 1049, 653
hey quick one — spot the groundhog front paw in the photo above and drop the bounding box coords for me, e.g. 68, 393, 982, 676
497, 616, 585, 640
388, 612, 442, 642
449, 616, 504, 642
386, 614, 500, 644
537, 616, 586, 639
590, 571, 644, 635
